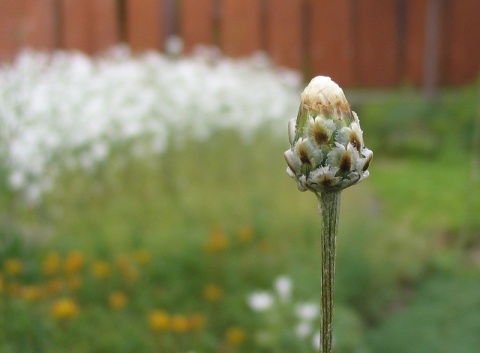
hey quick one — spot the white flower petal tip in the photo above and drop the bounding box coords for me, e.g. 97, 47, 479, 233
288, 118, 296, 146
284, 149, 301, 175
301, 76, 347, 110
286, 167, 296, 178
299, 76, 355, 126
285, 76, 372, 192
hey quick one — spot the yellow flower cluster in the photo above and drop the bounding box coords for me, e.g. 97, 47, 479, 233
204, 226, 229, 252
5, 258, 23, 275
108, 291, 128, 310
204, 225, 257, 253
237, 226, 254, 244
92, 260, 111, 279
42, 252, 61, 276
63, 251, 85, 275
0, 249, 153, 321
203, 284, 223, 302
149, 310, 205, 333
0, 234, 253, 348
51, 297, 79, 320
226, 327, 247, 345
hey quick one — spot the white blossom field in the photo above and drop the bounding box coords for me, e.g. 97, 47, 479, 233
0, 46, 301, 203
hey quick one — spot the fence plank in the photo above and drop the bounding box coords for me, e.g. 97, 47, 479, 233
0, 0, 25, 60
125, 0, 165, 52
220, 0, 262, 57
60, 0, 91, 52
89, 0, 119, 53
404, 0, 427, 85
22, 0, 57, 51
265, 0, 303, 70
60, 0, 120, 54
180, 0, 214, 52
355, 0, 400, 86
445, 0, 480, 85
308, 0, 354, 86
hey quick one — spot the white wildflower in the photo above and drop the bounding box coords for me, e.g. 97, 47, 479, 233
274, 276, 292, 303
247, 291, 274, 312
0, 48, 301, 203
295, 302, 319, 321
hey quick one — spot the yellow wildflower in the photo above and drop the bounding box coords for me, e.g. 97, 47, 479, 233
171, 315, 190, 333
5, 258, 23, 276
92, 260, 111, 279
42, 252, 61, 276
51, 298, 79, 319
64, 251, 84, 274
203, 284, 223, 302
205, 226, 228, 252
149, 310, 170, 331
226, 327, 246, 345
108, 291, 128, 310
238, 226, 254, 244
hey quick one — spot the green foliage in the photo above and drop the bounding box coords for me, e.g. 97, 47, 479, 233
357, 84, 479, 158
333, 306, 370, 353
368, 274, 480, 353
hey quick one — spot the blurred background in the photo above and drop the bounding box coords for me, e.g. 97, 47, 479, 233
0, 1, 479, 352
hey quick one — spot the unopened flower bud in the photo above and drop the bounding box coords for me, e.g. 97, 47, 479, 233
284, 76, 372, 192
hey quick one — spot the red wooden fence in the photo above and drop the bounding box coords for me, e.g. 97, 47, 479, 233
0, 0, 479, 87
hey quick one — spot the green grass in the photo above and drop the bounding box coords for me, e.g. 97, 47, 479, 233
368, 273, 480, 353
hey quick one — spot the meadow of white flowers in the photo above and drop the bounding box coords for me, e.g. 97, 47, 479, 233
0, 46, 301, 202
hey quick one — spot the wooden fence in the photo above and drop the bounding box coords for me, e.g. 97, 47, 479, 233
0, 0, 479, 87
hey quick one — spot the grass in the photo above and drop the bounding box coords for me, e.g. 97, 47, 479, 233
368, 272, 480, 353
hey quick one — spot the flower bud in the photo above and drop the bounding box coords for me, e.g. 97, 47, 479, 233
284, 76, 372, 192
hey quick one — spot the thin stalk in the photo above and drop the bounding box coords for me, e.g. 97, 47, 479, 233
317, 190, 342, 353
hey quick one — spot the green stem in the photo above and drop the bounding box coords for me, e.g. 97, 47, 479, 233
317, 190, 342, 353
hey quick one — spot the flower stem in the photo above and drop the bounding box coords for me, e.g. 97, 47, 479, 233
317, 190, 342, 353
